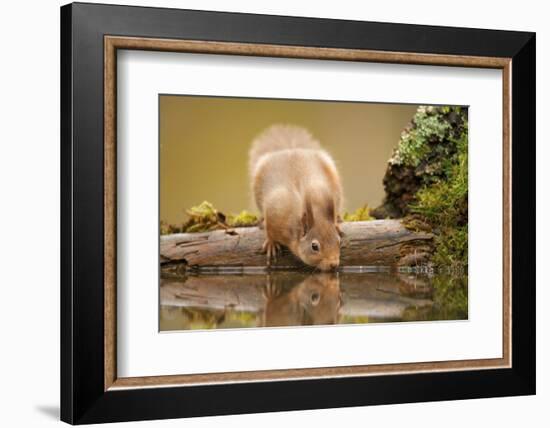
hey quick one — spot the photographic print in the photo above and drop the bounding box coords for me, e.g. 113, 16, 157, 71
159, 96, 468, 331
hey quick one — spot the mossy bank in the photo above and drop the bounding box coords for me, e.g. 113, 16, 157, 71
373, 105, 468, 269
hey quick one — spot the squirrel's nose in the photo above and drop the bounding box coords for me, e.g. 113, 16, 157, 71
329, 261, 339, 270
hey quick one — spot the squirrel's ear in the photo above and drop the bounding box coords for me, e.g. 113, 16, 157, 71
302, 198, 314, 235
301, 211, 310, 236
326, 199, 336, 223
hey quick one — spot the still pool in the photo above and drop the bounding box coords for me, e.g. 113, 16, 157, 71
160, 269, 467, 331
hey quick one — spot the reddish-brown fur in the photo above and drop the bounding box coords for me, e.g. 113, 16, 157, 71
262, 273, 342, 327
249, 125, 344, 271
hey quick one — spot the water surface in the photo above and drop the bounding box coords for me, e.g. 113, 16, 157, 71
160, 270, 467, 331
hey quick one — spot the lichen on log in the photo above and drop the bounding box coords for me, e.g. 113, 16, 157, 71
372, 106, 468, 219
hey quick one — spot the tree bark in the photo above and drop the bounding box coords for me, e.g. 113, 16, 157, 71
161, 219, 434, 270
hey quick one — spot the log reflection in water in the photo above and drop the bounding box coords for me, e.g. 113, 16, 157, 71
160, 271, 438, 330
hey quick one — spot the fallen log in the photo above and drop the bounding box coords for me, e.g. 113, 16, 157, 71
160, 219, 434, 270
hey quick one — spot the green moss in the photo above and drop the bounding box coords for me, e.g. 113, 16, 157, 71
401, 214, 433, 233
411, 130, 468, 221
400, 275, 468, 321
343, 205, 374, 222
186, 310, 260, 330
187, 200, 218, 218
374, 105, 468, 268
183, 201, 225, 233
374, 104, 470, 268
409, 125, 468, 268
161, 201, 377, 235
160, 201, 259, 234
430, 274, 468, 319
373, 105, 468, 219
159, 221, 187, 235
431, 226, 468, 268
340, 315, 370, 324
227, 210, 259, 227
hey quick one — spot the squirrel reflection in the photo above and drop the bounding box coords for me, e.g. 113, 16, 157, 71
261, 273, 342, 327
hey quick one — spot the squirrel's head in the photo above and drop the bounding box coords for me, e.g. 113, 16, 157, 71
296, 196, 342, 271
262, 273, 342, 327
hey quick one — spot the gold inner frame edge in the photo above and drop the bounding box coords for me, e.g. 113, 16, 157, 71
103, 35, 512, 391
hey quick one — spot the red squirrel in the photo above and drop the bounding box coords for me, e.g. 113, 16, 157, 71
249, 125, 343, 271
262, 273, 342, 327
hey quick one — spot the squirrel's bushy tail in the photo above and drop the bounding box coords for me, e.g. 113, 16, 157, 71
249, 124, 321, 177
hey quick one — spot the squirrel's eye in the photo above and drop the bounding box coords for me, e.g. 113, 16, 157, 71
311, 241, 320, 252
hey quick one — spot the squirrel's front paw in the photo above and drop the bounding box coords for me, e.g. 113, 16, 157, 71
262, 239, 281, 266
263, 275, 282, 299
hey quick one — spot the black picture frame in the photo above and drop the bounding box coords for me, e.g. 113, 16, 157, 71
61, 2, 535, 424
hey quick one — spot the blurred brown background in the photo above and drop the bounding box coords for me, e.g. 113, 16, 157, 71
160, 95, 418, 225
